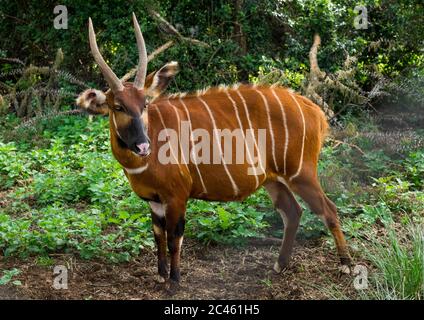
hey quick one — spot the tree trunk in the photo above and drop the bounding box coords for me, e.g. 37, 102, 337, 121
232, 0, 247, 55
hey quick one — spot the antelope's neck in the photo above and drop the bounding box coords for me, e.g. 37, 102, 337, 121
108, 117, 150, 170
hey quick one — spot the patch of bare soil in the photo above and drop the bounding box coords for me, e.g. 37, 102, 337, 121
0, 238, 357, 300
0, 284, 27, 300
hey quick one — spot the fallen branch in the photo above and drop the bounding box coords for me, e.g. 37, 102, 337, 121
0, 57, 25, 65
328, 137, 365, 155
0, 13, 27, 23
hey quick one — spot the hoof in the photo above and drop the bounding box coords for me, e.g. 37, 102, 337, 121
339, 264, 351, 275
273, 261, 288, 274
166, 279, 181, 296
273, 262, 281, 273
154, 275, 166, 284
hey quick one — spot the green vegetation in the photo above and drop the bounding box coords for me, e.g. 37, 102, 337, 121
0, 116, 272, 261
0, 268, 21, 286
364, 225, 423, 300
1, 1, 423, 117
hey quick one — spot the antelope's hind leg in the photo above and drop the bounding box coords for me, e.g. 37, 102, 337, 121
264, 181, 303, 273
290, 173, 352, 271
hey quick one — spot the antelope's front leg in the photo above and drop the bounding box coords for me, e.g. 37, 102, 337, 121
165, 201, 186, 283
150, 202, 168, 281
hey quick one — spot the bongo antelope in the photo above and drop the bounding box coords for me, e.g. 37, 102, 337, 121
76, 14, 352, 284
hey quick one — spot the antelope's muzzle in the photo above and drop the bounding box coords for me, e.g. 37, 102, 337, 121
135, 142, 150, 157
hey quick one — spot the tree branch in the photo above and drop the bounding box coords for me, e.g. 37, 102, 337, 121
117, 10, 210, 84
147, 8, 210, 47
0, 57, 25, 65
327, 137, 365, 155
119, 40, 175, 83
304, 33, 334, 118
309, 34, 325, 79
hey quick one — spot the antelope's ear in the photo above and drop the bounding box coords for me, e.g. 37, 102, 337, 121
76, 89, 109, 115
145, 61, 179, 99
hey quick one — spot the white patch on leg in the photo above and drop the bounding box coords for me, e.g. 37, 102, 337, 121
153, 224, 164, 236
277, 208, 288, 227
154, 274, 166, 283
149, 201, 166, 218
339, 265, 351, 275
276, 176, 292, 190
178, 236, 184, 252
273, 261, 282, 274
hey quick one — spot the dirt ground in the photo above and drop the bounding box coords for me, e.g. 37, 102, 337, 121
0, 237, 358, 300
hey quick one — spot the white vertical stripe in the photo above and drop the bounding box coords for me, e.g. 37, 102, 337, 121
154, 105, 182, 171
255, 89, 279, 172
235, 90, 266, 182
271, 88, 289, 175
225, 90, 260, 189
178, 97, 208, 195
288, 93, 306, 181
167, 101, 191, 180
197, 96, 240, 197
112, 112, 123, 140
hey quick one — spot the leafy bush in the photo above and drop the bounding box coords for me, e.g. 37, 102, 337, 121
1, 1, 422, 117
403, 151, 424, 190
186, 200, 269, 245
0, 142, 32, 189
0, 268, 21, 286
0, 205, 154, 262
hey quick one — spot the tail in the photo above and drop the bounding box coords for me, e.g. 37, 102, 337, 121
319, 112, 329, 147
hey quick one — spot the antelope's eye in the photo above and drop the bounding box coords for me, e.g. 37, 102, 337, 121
114, 105, 124, 111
